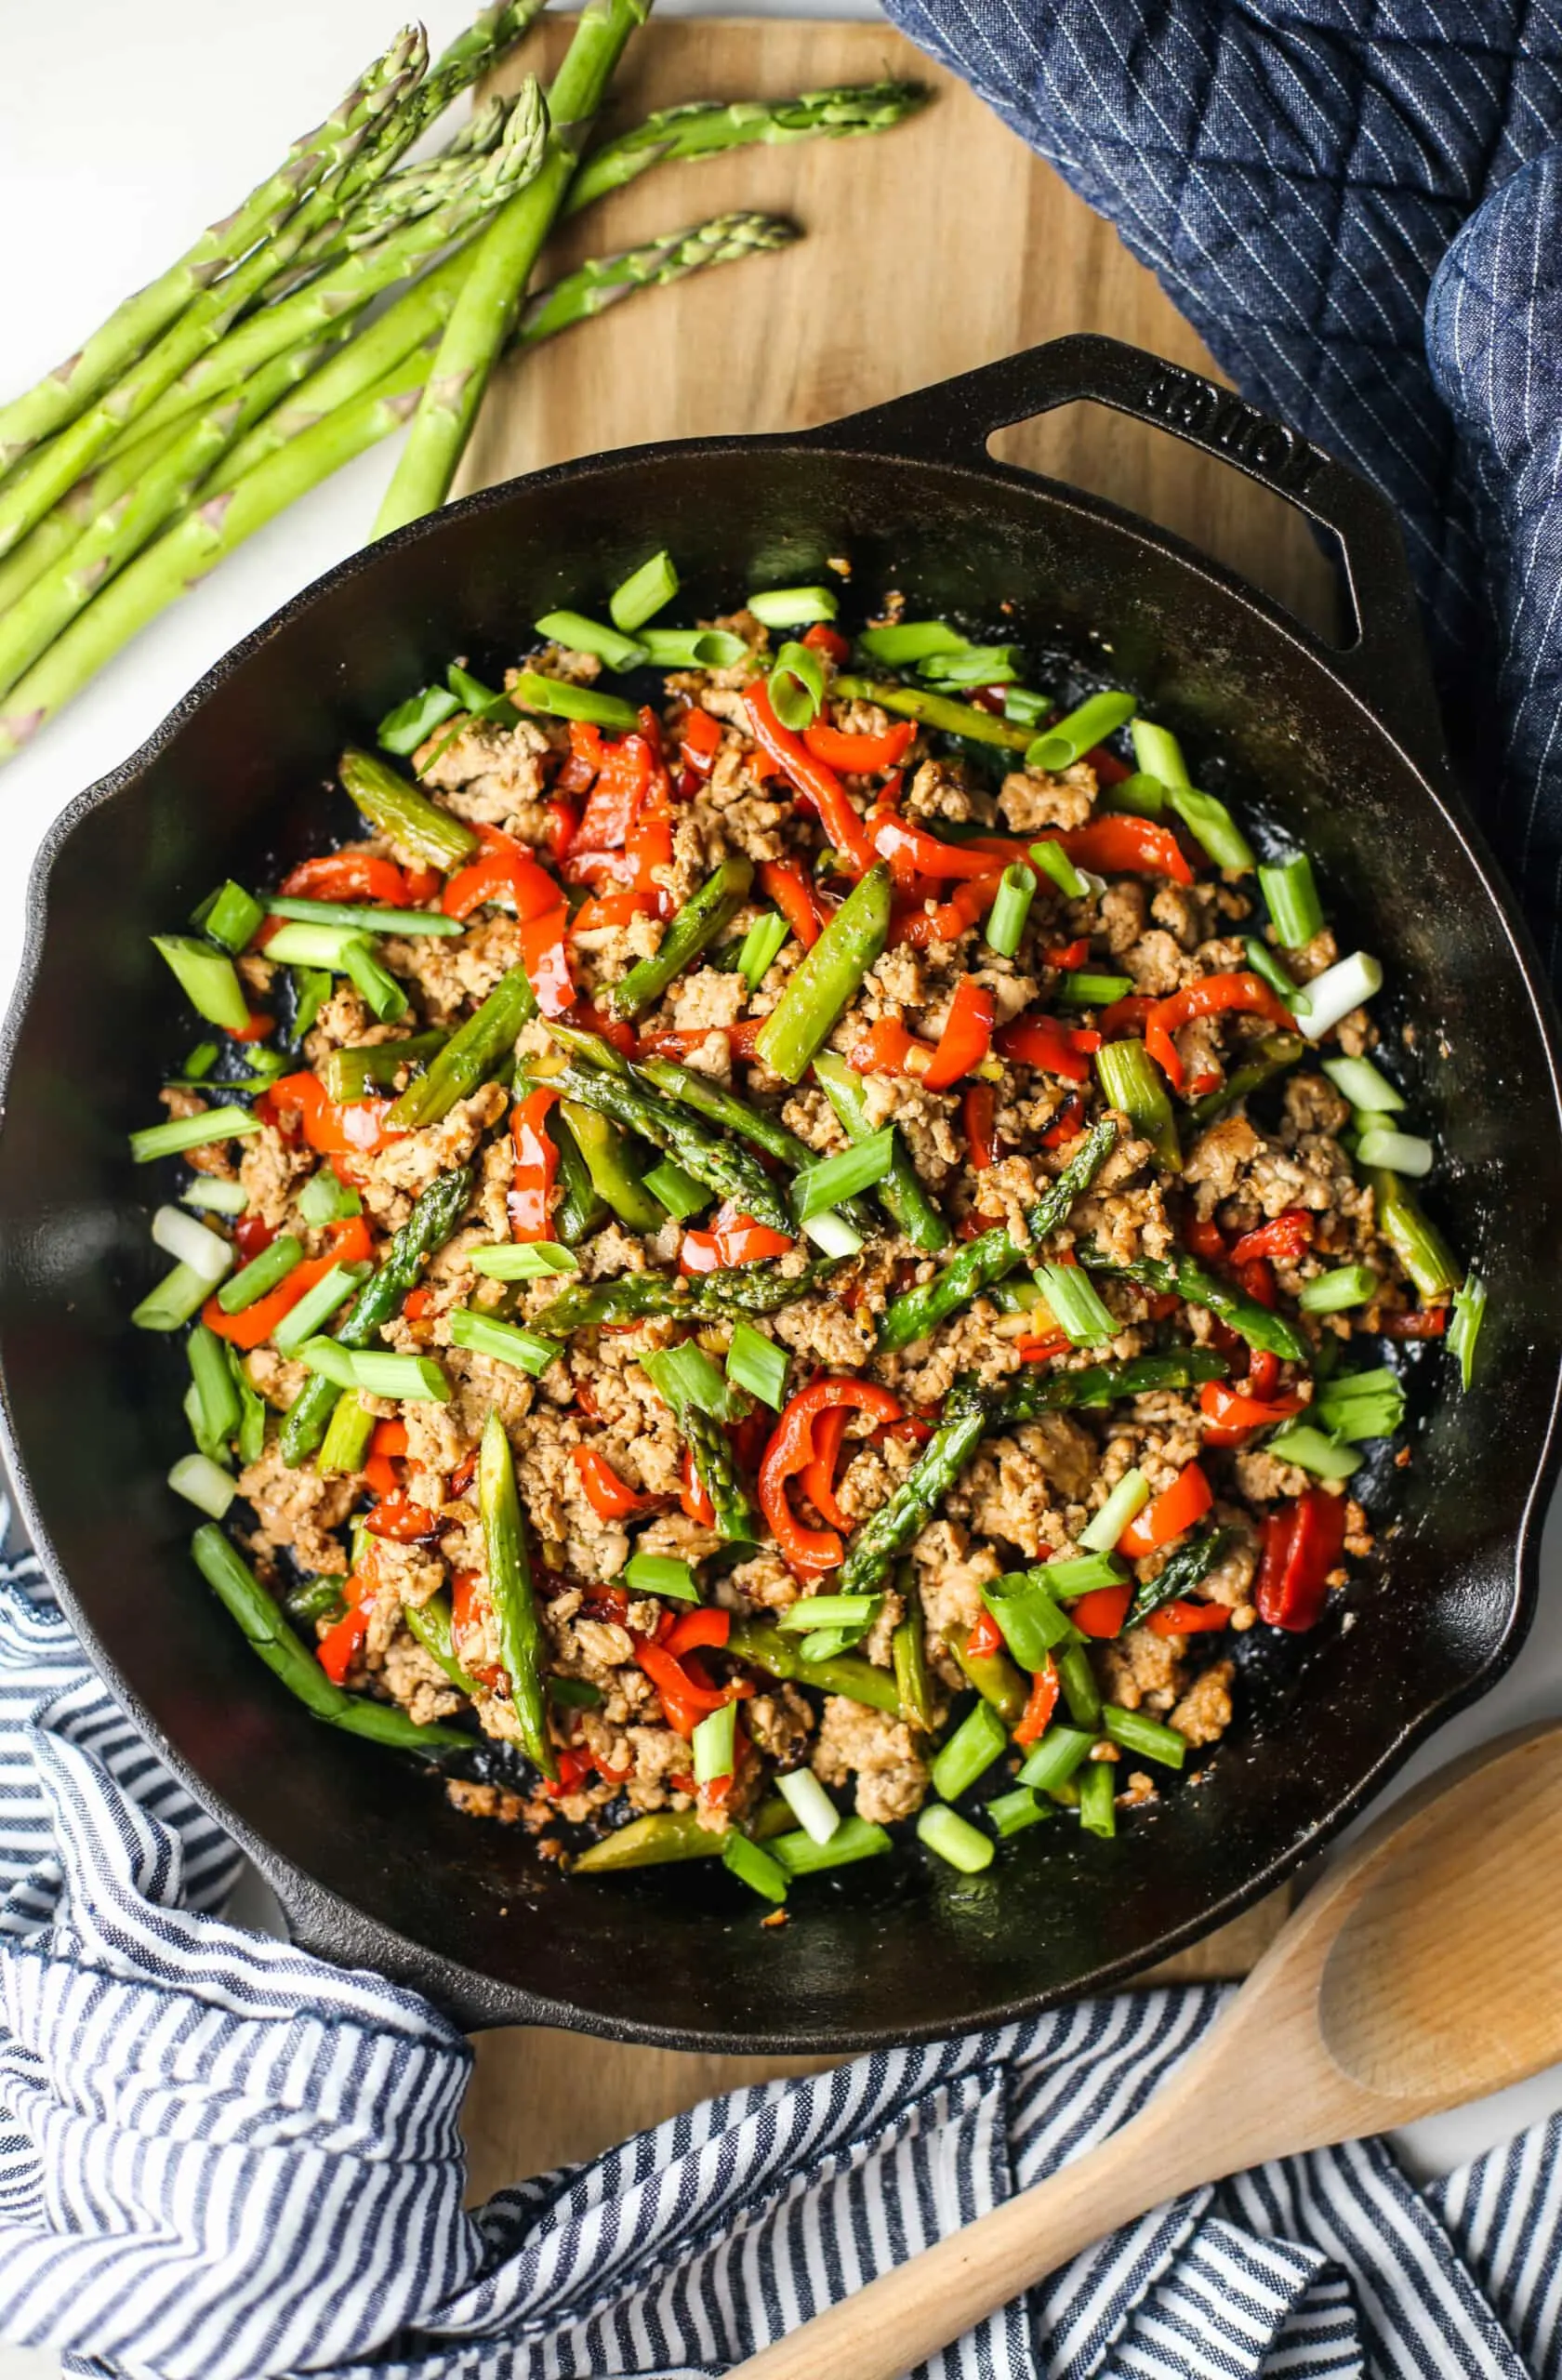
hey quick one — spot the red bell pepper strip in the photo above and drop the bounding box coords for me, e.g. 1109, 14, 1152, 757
637, 1017, 765, 1063
509, 1086, 559, 1240
234, 1214, 273, 1263
847, 1017, 926, 1078
569, 888, 657, 936
745, 683, 875, 874
575, 732, 652, 852
542, 797, 576, 863
555, 722, 602, 796
1145, 1599, 1231, 1636
201, 1216, 372, 1350
798, 1402, 852, 1531
1119, 1461, 1214, 1555
1096, 993, 1158, 1039
894, 871, 1004, 949
570, 1445, 661, 1521
282, 852, 414, 906
362, 1450, 399, 1501
1380, 1306, 1449, 1339
681, 1206, 795, 1273
1052, 817, 1196, 885
1040, 1092, 1085, 1148
962, 1082, 999, 1170
1247, 1350, 1282, 1400
520, 906, 575, 1018
993, 1015, 1102, 1081
1015, 1330, 1070, 1363
1086, 744, 1132, 785
802, 622, 851, 666
664, 1607, 732, 1659
921, 976, 996, 1091
1256, 1488, 1346, 1632
680, 1448, 716, 1528
758, 1377, 906, 1576
372, 1420, 408, 1459
316, 1577, 369, 1685
1183, 1215, 1229, 1265
442, 824, 562, 923
403, 1288, 431, 1322
1070, 1583, 1133, 1637
1013, 1660, 1061, 1746
965, 1608, 1005, 1659
573, 997, 639, 1060
231, 1012, 274, 1042
679, 707, 722, 775
1041, 936, 1092, 972
258, 1071, 394, 1156
872, 814, 1013, 881
758, 858, 825, 950
1198, 1379, 1305, 1438
1229, 1210, 1314, 1266
364, 1488, 443, 1543
1145, 972, 1294, 1091
634, 1640, 746, 1738
802, 719, 916, 774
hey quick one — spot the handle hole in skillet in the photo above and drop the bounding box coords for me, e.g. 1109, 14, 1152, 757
987, 399, 1348, 650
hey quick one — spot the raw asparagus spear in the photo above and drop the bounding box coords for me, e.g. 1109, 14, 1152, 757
280, 1167, 472, 1463
375, 0, 650, 536
563, 80, 928, 215
875, 1116, 1118, 1352
478, 1409, 555, 1778
0, 29, 421, 476
1079, 1248, 1308, 1363
550, 1063, 793, 1235
516, 211, 797, 343
192, 1522, 469, 1752
608, 856, 753, 1018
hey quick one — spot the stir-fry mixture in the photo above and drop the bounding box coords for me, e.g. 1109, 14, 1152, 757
133, 553, 1487, 1905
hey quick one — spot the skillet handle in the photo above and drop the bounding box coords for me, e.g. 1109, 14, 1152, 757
809, 332, 1449, 787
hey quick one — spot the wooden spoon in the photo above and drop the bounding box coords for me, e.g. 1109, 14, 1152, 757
736, 1723, 1562, 2380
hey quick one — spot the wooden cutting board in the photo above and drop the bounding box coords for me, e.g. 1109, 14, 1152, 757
459, 16, 1315, 2202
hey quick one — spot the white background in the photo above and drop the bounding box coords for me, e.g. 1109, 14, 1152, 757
1, 7, 1560, 2363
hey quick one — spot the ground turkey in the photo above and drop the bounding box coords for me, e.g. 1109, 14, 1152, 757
811, 1695, 929, 1824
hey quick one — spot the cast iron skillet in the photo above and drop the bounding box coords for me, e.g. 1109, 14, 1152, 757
2, 335, 1559, 2051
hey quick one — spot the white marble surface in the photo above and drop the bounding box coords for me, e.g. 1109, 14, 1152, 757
1, 9, 1560, 2366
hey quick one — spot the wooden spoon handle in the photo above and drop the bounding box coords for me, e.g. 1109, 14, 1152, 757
734, 2092, 1209, 2380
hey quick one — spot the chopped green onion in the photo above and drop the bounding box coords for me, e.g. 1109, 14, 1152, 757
641, 1341, 749, 1421
930, 1699, 1008, 1801
610, 549, 680, 633
151, 1203, 233, 1286
181, 1176, 248, 1216
722, 1831, 789, 1902
985, 864, 1035, 959
800, 1210, 865, 1258
132, 1263, 214, 1330
182, 1042, 218, 1081
535, 609, 649, 672
1026, 690, 1136, 773
1130, 721, 1190, 786
1034, 1261, 1117, 1349
1056, 1643, 1102, 1729
798, 1627, 858, 1661
746, 586, 839, 628
131, 1106, 260, 1165
986, 1786, 1050, 1838
980, 1573, 1076, 1668
1264, 1424, 1361, 1480
856, 619, 967, 665
444, 664, 518, 727
1355, 1126, 1433, 1178
777, 1767, 841, 1845
188, 1320, 241, 1449
338, 938, 408, 1025
917, 1803, 995, 1872
377, 681, 462, 756
448, 1306, 561, 1378
218, 1232, 304, 1314
1037, 1550, 1129, 1599
1017, 1724, 1095, 1792
168, 1452, 238, 1519
1077, 1758, 1118, 1838
152, 935, 251, 1032
1093, 1038, 1180, 1171
194, 879, 267, 953
298, 1342, 452, 1401
642, 1157, 711, 1222
1166, 785, 1255, 873
736, 911, 789, 990
793, 1130, 896, 1220
1080, 1469, 1150, 1553
1314, 1367, 1405, 1442
512, 669, 640, 733
621, 1552, 700, 1603
260, 921, 362, 970
1105, 771, 1166, 817
917, 644, 1021, 687
297, 1168, 362, 1226
272, 1261, 370, 1356
1243, 936, 1300, 1004
769, 1815, 892, 1875
290, 967, 333, 1040
692, 1700, 737, 1784
1027, 838, 1089, 900
1291, 951, 1383, 1041
1001, 686, 1051, 726
640, 627, 748, 670
767, 639, 826, 730
468, 1240, 579, 1280
263, 896, 462, 938
244, 1044, 288, 1083
1259, 853, 1324, 947
1057, 971, 1134, 1007
777, 1594, 881, 1633
1297, 1264, 1377, 1315
1368, 1169, 1460, 1301
1321, 1054, 1405, 1113
726, 1319, 788, 1409
1103, 1705, 1186, 1769
549, 1674, 604, 1709
318, 1394, 376, 1475
1449, 1275, 1487, 1391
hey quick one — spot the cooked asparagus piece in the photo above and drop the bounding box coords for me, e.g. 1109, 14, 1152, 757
637, 1052, 877, 1236
478, 1409, 555, 1778
321, 1029, 448, 1105
550, 1062, 793, 1235
1079, 1248, 1309, 1363
608, 856, 753, 1018
1124, 1526, 1233, 1630
534, 1260, 835, 1334
754, 864, 891, 1084
812, 1051, 950, 1252
725, 1622, 903, 1716
829, 675, 1034, 751
573, 1797, 792, 1871
389, 970, 535, 1130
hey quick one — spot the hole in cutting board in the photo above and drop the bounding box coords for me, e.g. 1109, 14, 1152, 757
989, 401, 1344, 648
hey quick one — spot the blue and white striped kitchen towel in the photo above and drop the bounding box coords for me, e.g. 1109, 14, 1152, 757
2, 1510, 1561, 2380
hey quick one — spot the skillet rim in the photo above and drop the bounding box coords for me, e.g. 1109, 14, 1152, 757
2, 414, 1559, 2051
